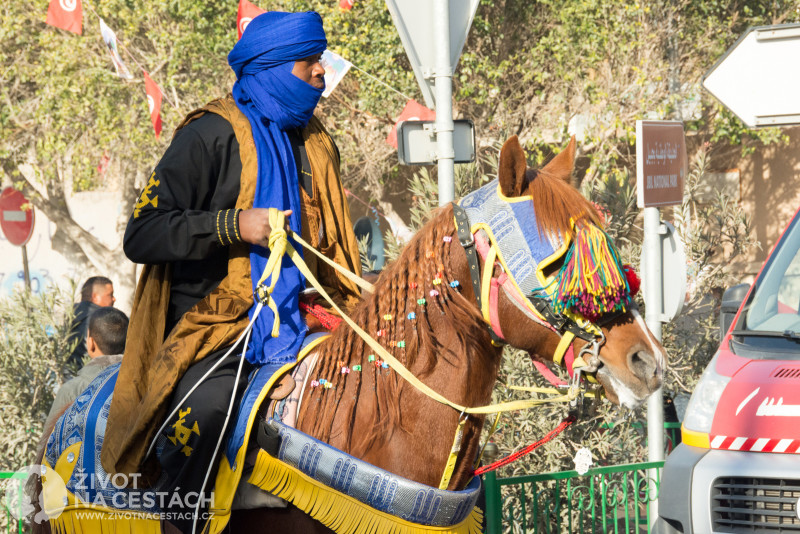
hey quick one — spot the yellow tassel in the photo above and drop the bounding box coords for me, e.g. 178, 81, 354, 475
248, 450, 483, 534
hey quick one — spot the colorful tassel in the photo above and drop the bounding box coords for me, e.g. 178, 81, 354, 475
549, 223, 630, 322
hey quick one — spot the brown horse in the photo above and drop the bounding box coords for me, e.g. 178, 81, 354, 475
230, 135, 665, 531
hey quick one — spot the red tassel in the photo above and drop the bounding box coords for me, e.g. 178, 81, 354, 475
623, 264, 640, 296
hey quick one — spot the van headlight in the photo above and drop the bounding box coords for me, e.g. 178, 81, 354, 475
682, 352, 731, 434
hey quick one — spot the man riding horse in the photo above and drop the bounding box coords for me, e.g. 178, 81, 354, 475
101, 11, 362, 532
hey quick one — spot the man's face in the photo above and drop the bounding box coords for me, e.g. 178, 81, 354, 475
92, 283, 115, 307
291, 53, 325, 90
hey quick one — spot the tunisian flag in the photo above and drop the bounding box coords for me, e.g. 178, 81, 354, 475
46, 0, 82, 35
143, 71, 162, 138
237, 0, 266, 40
385, 100, 436, 148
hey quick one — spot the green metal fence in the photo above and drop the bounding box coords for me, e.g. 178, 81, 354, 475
482, 421, 681, 534
0, 471, 25, 534
484, 460, 664, 534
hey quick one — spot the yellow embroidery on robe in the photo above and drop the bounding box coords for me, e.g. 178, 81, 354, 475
168, 407, 200, 456
134, 171, 160, 218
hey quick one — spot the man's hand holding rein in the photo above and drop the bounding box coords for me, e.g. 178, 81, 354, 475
238, 208, 293, 248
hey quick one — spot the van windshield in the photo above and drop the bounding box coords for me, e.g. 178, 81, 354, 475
745, 214, 800, 335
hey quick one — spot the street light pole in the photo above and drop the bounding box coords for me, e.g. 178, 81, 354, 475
644, 206, 665, 524
434, 0, 455, 206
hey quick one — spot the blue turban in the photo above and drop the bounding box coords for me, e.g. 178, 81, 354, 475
228, 12, 327, 365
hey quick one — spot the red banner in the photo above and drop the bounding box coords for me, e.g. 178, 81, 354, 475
339, 0, 355, 11
143, 71, 162, 138
46, 0, 82, 35
385, 100, 435, 148
237, 0, 266, 40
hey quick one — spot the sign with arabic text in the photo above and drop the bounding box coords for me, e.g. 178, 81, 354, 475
636, 120, 687, 208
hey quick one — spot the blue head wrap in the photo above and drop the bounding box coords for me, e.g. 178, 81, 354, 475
228, 11, 327, 365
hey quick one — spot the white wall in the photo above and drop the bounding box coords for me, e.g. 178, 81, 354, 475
0, 190, 135, 313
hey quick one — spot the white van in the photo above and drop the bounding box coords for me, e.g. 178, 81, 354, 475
656, 206, 800, 533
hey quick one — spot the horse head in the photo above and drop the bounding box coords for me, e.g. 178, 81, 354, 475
296, 137, 665, 492
490, 135, 665, 408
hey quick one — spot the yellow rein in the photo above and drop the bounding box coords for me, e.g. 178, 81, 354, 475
256, 209, 582, 489
257, 209, 578, 415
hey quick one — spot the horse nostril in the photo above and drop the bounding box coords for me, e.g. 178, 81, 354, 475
628, 350, 658, 380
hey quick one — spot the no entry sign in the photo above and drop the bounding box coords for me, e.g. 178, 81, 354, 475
0, 187, 35, 247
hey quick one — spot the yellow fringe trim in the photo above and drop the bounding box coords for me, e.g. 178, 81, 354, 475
49, 508, 161, 534
208, 335, 331, 533
245, 449, 483, 534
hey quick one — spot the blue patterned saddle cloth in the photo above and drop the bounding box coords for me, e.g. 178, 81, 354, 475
44, 352, 297, 514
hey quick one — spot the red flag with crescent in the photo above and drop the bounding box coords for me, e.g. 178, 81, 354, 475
237, 0, 266, 40
143, 71, 162, 138
339, 0, 355, 11
385, 100, 435, 148
46, 0, 82, 35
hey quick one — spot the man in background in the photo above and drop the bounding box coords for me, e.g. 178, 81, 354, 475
66, 276, 115, 372
47, 306, 128, 427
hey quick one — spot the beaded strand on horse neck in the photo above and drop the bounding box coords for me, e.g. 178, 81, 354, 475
298, 208, 468, 452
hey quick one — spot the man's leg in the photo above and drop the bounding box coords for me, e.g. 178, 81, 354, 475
158, 347, 252, 533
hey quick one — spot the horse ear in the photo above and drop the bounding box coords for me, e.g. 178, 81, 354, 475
498, 136, 529, 197
541, 136, 577, 183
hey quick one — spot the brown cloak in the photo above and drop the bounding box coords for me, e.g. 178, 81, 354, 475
101, 96, 361, 477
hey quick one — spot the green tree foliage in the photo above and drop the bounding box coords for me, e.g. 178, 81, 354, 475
0, 288, 75, 472
3, 0, 798, 292
1, 2, 241, 292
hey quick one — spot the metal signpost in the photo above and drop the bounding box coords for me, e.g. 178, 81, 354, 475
636, 120, 688, 524
703, 23, 800, 128
0, 187, 35, 291
386, 0, 480, 205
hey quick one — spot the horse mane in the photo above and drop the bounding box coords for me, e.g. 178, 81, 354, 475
298, 164, 600, 455
297, 206, 494, 456
527, 168, 601, 239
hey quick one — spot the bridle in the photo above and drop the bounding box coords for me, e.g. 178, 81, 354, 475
232, 208, 613, 491
453, 203, 614, 384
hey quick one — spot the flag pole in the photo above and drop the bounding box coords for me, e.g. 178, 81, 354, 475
21, 244, 31, 293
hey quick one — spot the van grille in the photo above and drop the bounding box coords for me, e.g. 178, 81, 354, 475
772, 368, 800, 379
713, 477, 800, 532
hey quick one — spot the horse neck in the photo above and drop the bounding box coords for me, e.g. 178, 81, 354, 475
296, 206, 501, 488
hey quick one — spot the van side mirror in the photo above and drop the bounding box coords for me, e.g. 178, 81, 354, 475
720, 283, 751, 341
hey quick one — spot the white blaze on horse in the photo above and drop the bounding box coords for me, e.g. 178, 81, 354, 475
37, 136, 664, 534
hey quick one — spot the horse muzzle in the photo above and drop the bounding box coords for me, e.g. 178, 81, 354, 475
594, 347, 663, 409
